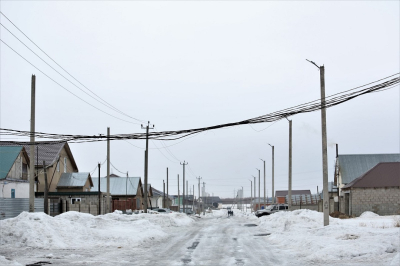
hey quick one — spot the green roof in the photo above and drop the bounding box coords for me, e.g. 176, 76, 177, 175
0, 146, 23, 180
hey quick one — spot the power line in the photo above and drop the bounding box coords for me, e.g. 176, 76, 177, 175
0, 73, 398, 144
0, 39, 138, 125
0, 11, 145, 123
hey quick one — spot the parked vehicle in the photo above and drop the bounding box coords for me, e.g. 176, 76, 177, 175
255, 204, 288, 218
156, 208, 173, 213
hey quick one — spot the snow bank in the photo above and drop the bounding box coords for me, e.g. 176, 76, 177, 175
0, 211, 194, 250
258, 209, 400, 265
0, 256, 22, 266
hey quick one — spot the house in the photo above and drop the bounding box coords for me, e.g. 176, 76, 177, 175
201, 196, 221, 208
0, 141, 79, 193
275, 190, 312, 204
56, 172, 93, 192
92, 177, 144, 210
0, 146, 30, 198
341, 162, 400, 216
150, 186, 172, 209
334, 153, 400, 196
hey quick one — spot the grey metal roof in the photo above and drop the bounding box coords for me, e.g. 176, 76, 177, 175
275, 190, 311, 197
0, 141, 78, 170
57, 172, 92, 187
91, 177, 141, 196
342, 162, 400, 189
338, 154, 400, 184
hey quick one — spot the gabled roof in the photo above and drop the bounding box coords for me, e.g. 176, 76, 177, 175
338, 154, 400, 184
276, 190, 311, 197
0, 146, 28, 180
57, 172, 93, 188
0, 141, 78, 170
342, 162, 400, 189
91, 177, 141, 196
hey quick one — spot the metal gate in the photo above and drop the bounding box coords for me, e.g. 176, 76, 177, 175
50, 198, 61, 216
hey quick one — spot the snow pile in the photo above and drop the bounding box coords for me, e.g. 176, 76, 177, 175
0, 256, 21, 266
258, 210, 400, 265
0, 211, 194, 250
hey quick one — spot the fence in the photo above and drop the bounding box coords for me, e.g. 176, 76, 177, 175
112, 198, 137, 212
0, 198, 45, 220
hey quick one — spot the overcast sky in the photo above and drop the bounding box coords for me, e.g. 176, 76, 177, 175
1, 1, 399, 198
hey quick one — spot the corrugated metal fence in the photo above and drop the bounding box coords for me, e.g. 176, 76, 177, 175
0, 198, 45, 220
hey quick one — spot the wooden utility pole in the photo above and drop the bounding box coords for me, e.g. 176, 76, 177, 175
98, 163, 101, 215
180, 161, 188, 213
166, 168, 169, 208
29, 75, 36, 212
196, 176, 202, 214
107, 127, 110, 213
268, 144, 275, 204
163, 180, 165, 208
288, 119, 292, 210
141, 122, 154, 213
307, 59, 329, 226
43, 161, 48, 215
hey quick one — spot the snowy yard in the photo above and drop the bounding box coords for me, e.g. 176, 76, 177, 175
0, 209, 398, 265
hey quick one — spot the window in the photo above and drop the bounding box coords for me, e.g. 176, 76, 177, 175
279, 206, 286, 210
56, 161, 60, 172
71, 198, 81, 204
64, 157, 67, 173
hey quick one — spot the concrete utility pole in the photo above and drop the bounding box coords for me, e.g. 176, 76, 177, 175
166, 168, 169, 208
252, 175, 256, 210
260, 159, 266, 209
256, 168, 260, 210
126, 172, 128, 210
186, 180, 188, 213
107, 127, 110, 213
192, 185, 195, 211
196, 176, 202, 214
29, 74, 36, 212
141, 121, 154, 213
43, 161, 48, 215
307, 59, 329, 226
180, 161, 188, 213
98, 163, 101, 215
288, 118, 292, 211
241, 186, 244, 211
249, 179, 252, 212
177, 174, 180, 212
268, 144, 275, 204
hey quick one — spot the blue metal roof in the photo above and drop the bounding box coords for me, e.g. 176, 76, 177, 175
338, 154, 400, 184
57, 172, 92, 187
0, 146, 22, 180
91, 177, 141, 196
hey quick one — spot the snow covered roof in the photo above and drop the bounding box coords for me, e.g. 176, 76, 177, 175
338, 154, 400, 184
57, 172, 93, 188
91, 177, 141, 196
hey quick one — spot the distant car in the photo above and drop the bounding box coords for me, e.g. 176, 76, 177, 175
156, 208, 173, 213
255, 204, 288, 218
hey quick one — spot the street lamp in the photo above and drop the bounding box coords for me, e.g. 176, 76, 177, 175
268, 143, 275, 204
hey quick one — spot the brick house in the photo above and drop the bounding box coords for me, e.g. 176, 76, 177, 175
341, 162, 400, 216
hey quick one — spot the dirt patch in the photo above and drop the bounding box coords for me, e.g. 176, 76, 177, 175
330, 211, 353, 219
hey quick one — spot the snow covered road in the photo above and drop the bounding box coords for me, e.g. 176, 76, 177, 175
1, 209, 399, 265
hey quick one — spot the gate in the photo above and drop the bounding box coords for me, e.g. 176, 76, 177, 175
50, 198, 61, 216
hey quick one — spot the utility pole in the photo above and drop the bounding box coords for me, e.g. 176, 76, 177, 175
43, 161, 48, 215
107, 127, 110, 213
196, 177, 202, 214
177, 174, 180, 212
288, 118, 292, 211
98, 163, 101, 215
163, 180, 165, 208
241, 186, 244, 212
141, 121, 154, 213
249, 179, 252, 212
256, 168, 260, 210
180, 161, 188, 213
252, 175, 256, 210
202, 182, 206, 215
192, 184, 195, 211
307, 59, 329, 226
166, 168, 169, 208
268, 144, 275, 204
186, 180, 188, 213
126, 172, 128, 211
260, 159, 266, 209
29, 74, 36, 212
